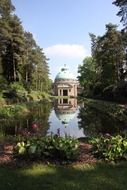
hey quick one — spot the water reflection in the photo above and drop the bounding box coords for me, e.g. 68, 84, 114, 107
48, 98, 85, 138
0, 102, 52, 137
1, 99, 127, 139
55, 98, 77, 127
78, 104, 127, 136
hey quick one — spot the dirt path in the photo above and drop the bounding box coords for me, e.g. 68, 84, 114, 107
0, 142, 14, 164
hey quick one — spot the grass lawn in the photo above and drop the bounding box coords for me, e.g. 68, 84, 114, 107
0, 162, 127, 190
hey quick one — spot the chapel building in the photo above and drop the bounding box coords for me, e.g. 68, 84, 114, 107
54, 65, 78, 97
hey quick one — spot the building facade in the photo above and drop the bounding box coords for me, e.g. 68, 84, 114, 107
54, 65, 78, 97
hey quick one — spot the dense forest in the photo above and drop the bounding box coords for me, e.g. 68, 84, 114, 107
78, 0, 127, 102
0, 0, 51, 103
1, 0, 127, 104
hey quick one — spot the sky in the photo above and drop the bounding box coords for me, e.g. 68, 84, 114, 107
12, 0, 121, 80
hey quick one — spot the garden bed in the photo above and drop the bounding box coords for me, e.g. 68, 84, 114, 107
0, 140, 97, 166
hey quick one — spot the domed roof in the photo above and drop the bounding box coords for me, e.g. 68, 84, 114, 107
55, 111, 76, 125
55, 65, 76, 81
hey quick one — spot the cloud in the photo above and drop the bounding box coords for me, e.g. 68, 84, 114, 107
44, 44, 89, 59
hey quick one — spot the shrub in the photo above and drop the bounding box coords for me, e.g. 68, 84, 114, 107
0, 104, 28, 118
1, 82, 27, 103
90, 134, 127, 162
10, 82, 26, 92
103, 85, 115, 100
0, 77, 8, 92
14, 135, 79, 161
93, 82, 104, 98
113, 81, 127, 102
0, 95, 6, 106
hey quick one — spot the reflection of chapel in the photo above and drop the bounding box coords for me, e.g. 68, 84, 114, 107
54, 98, 77, 126
54, 65, 78, 97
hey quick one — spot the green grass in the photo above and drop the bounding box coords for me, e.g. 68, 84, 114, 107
0, 162, 127, 190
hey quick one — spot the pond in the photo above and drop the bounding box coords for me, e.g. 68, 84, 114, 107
0, 98, 127, 138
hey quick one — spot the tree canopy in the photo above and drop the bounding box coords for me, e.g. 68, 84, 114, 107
78, 23, 127, 101
0, 0, 50, 95
113, 0, 127, 28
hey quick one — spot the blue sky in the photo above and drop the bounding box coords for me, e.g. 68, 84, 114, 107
12, 0, 121, 80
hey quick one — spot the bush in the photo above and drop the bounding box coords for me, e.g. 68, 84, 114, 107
3, 82, 28, 103
93, 82, 104, 98
0, 104, 28, 118
10, 82, 25, 92
101, 82, 127, 103
90, 134, 127, 162
113, 81, 127, 102
0, 95, 6, 106
14, 135, 79, 161
0, 77, 8, 93
103, 85, 115, 100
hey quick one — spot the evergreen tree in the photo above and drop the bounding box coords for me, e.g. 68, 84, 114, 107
22, 32, 50, 92
90, 24, 125, 87
0, 0, 51, 95
2, 15, 25, 82
0, 0, 25, 82
0, 0, 15, 18
113, 0, 127, 28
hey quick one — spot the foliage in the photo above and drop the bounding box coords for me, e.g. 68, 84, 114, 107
78, 56, 97, 96
92, 82, 104, 98
0, 101, 52, 138
113, 0, 127, 28
27, 91, 50, 101
0, 76, 8, 92
102, 85, 115, 100
0, 95, 6, 106
90, 134, 127, 161
10, 82, 26, 92
90, 24, 125, 86
78, 98, 127, 136
113, 81, 127, 101
14, 135, 79, 161
102, 82, 127, 102
0, 0, 51, 98
0, 104, 28, 118
78, 23, 127, 102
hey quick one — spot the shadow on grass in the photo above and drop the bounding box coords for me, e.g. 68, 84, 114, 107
0, 161, 127, 190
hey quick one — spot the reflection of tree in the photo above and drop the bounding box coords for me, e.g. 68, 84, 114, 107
27, 101, 52, 136
78, 105, 127, 136
0, 101, 52, 137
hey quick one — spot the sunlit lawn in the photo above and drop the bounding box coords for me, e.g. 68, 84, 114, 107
0, 162, 127, 190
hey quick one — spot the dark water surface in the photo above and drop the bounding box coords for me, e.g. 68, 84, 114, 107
1, 98, 127, 138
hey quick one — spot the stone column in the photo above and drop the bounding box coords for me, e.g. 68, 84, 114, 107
74, 83, 77, 97
58, 88, 60, 96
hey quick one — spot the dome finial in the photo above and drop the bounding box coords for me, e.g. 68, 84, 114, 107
61, 64, 68, 71
55, 64, 75, 80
